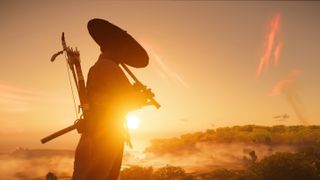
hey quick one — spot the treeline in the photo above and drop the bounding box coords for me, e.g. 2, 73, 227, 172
122, 143, 320, 180
145, 125, 320, 155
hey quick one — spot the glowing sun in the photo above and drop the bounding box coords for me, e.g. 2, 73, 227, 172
126, 115, 140, 130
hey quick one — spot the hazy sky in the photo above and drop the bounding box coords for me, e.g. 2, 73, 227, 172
0, 1, 319, 152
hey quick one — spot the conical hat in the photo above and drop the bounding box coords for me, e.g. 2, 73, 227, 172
88, 18, 149, 68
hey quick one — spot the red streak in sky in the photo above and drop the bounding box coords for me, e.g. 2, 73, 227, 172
274, 42, 282, 65
256, 13, 282, 79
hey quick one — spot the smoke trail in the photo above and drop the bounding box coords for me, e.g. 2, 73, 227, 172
270, 70, 308, 125
140, 41, 190, 89
152, 50, 190, 89
256, 13, 282, 79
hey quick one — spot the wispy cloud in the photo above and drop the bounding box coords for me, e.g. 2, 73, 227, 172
256, 13, 282, 79
141, 41, 190, 89
270, 70, 308, 125
0, 81, 42, 112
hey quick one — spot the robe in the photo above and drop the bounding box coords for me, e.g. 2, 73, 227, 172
72, 54, 139, 180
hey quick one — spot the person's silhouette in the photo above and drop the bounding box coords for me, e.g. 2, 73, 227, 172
72, 18, 150, 180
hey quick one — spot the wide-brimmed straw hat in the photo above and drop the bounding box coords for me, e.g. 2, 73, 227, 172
88, 18, 149, 68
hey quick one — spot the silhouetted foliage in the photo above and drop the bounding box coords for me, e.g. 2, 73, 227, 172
145, 125, 320, 155
252, 152, 319, 180
46, 172, 57, 180
153, 165, 187, 180
121, 166, 153, 180
121, 144, 320, 179
120, 135, 320, 180
120, 165, 187, 180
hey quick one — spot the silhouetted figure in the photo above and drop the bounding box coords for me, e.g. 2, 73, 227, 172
46, 172, 57, 180
243, 149, 257, 167
249, 150, 257, 163
72, 19, 150, 180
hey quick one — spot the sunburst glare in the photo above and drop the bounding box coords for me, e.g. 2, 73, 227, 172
126, 114, 141, 130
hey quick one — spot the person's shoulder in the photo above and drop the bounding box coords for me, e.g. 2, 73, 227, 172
90, 57, 122, 75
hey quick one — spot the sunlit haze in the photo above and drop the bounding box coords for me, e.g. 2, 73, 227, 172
0, 1, 320, 153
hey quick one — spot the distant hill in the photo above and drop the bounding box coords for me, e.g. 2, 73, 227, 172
145, 125, 320, 155
0, 148, 74, 179
10, 147, 74, 158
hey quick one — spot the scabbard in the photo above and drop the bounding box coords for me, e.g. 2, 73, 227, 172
41, 124, 77, 144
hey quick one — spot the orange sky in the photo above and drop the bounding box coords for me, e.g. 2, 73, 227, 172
0, 1, 320, 152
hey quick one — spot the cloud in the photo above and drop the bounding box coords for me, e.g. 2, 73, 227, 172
0, 81, 41, 112
256, 13, 282, 79
0, 80, 72, 113
141, 41, 190, 89
270, 70, 308, 125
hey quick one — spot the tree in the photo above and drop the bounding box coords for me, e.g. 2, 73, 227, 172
253, 152, 318, 180
121, 166, 153, 180
153, 165, 186, 180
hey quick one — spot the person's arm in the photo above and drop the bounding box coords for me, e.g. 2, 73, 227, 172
112, 64, 151, 111
87, 59, 150, 113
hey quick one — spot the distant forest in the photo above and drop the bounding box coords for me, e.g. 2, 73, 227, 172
122, 145, 320, 180
4, 125, 320, 179
145, 125, 320, 155
120, 125, 320, 180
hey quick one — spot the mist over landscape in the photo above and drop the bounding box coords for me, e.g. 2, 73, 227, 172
1, 1, 320, 179
2, 125, 320, 179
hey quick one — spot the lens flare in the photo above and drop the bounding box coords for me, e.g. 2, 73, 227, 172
126, 115, 141, 130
